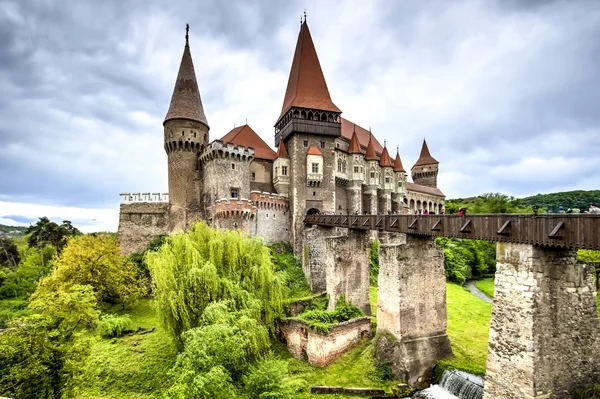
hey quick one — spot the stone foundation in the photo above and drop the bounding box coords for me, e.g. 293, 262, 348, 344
302, 225, 335, 293
280, 317, 372, 367
483, 243, 600, 399
375, 235, 452, 387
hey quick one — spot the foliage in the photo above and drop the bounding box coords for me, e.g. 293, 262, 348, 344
269, 242, 312, 299
0, 298, 31, 329
36, 234, 144, 307
298, 295, 364, 333
0, 285, 99, 399
446, 192, 535, 214
475, 278, 495, 298
0, 237, 20, 268
369, 239, 380, 286
146, 222, 286, 345
129, 234, 169, 279
436, 237, 496, 284
26, 217, 82, 253
0, 224, 28, 236
371, 361, 394, 383
98, 314, 133, 338
579, 250, 600, 263
0, 244, 56, 299
576, 384, 600, 399
521, 190, 600, 213
243, 357, 294, 399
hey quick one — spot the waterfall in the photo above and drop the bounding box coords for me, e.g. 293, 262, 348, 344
413, 370, 484, 399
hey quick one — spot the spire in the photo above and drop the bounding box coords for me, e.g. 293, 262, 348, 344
164, 24, 208, 126
348, 124, 362, 154
276, 141, 289, 159
393, 147, 405, 172
413, 139, 438, 166
279, 21, 341, 119
379, 143, 393, 167
365, 134, 378, 161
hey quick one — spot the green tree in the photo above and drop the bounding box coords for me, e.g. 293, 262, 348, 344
0, 238, 20, 268
26, 217, 82, 254
146, 222, 286, 345
36, 234, 144, 307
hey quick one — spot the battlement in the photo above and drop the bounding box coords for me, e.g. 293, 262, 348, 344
120, 192, 169, 204
215, 198, 257, 219
199, 140, 255, 163
250, 191, 289, 212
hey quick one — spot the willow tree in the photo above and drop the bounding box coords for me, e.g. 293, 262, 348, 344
146, 222, 286, 344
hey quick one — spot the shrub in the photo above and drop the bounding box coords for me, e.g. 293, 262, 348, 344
370, 239, 380, 286
243, 357, 294, 399
98, 314, 133, 338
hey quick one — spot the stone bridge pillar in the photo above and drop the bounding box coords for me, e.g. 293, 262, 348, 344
347, 182, 362, 214
302, 225, 335, 293
484, 243, 600, 399
375, 235, 452, 388
324, 229, 371, 315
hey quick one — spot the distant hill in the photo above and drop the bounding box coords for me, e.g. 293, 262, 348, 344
520, 190, 600, 212
0, 224, 28, 237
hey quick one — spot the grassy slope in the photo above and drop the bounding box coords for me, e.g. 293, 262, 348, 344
475, 278, 495, 298
72, 299, 177, 399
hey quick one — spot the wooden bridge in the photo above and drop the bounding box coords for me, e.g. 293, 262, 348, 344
304, 213, 600, 250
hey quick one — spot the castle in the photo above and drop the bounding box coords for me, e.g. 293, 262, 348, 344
118, 21, 445, 255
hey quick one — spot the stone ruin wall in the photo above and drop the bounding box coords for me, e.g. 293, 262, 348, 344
280, 317, 372, 367
118, 202, 169, 255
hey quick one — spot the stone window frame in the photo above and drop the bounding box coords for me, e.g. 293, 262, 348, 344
312, 163, 319, 174
303, 140, 309, 148
281, 165, 288, 176
354, 166, 359, 173
230, 188, 239, 199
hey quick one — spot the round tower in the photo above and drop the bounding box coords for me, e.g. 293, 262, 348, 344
164, 25, 209, 231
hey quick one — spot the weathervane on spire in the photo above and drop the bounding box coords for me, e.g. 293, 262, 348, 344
384, 139, 387, 147
304, 9, 307, 23
185, 24, 189, 44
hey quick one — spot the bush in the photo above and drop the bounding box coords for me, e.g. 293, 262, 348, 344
243, 357, 294, 399
372, 361, 394, 383
98, 314, 133, 338
298, 295, 364, 333
370, 240, 380, 286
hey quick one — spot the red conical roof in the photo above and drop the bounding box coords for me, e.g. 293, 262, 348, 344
220, 125, 276, 160
413, 139, 438, 166
379, 145, 393, 167
348, 126, 363, 154
276, 141, 289, 159
164, 27, 208, 126
365, 134, 378, 161
279, 22, 341, 119
393, 150, 405, 172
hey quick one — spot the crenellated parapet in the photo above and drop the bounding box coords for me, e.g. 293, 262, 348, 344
120, 192, 169, 204
199, 140, 255, 163
250, 191, 289, 212
214, 198, 257, 219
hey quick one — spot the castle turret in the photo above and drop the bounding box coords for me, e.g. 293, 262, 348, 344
364, 134, 379, 214
379, 142, 394, 213
411, 139, 439, 188
164, 25, 209, 231
346, 127, 364, 213
273, 141, 290, 196
393, 148, 407, 213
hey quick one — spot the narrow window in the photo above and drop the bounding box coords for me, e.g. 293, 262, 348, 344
231, 163, 236, 170
385, 177, 390, 184
274, 166, 278, 176
312, 163, 319, 173
303, 140, 309, 148
354, 166, 359, 173
251, 172, 256, 181
231, 188, 239, 198
320, 141, 325, 149
281, 166, 288, 176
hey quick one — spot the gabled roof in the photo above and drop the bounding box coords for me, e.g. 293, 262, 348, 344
393, 150, 405, 172
279, 21, 341, 119
348, 127, 363, 154
164, 28, 208, 126
307, 146, 323, 156
340, 118, 383, 154
276, 141, 289, 159
379, 145, 393, 167
220, 125, 276, 160
413, 139, 438, 167
364, 134, 378, 161
406, 182, 445, 197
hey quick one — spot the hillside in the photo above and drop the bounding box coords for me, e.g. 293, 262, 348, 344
520, 190, 600, 211
0, 224, 28, 236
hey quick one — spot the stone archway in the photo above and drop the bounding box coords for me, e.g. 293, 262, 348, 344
306, 208, 320, 215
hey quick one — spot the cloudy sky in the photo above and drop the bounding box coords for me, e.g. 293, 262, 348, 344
1, 0, 599, 232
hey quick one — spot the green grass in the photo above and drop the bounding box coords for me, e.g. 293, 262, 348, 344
475, 278, 495, 298
72, 299, 177, 399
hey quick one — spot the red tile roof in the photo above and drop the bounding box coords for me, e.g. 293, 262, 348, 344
164, 33, 208, 125
340, 118, 383, 154
347, 127, 363, 154
393, 150, 405, 172
307, 146, 323, 156
379, 146, 393, 167
406, 182, 445, 197
413, 139, 438, 166
276, 141, 289, 159
364, 134, 378, 161
219, 125, 276, 160
279, 22, 341, 119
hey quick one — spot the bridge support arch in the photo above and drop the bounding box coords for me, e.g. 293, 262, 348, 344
375, 235, 453, 387
484, 243, 600, 399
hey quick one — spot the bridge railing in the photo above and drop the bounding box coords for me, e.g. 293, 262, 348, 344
303, 214, 600, 250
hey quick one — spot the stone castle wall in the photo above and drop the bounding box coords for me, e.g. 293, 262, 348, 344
118, 202, 169, 255
251, 192, 290, 244
280, 317, 372, 367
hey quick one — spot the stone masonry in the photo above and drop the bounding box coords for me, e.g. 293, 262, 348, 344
483, 243, 600, 399
302, 225, 335, 293
118, 202, 169, 255
375, 235, 453, 388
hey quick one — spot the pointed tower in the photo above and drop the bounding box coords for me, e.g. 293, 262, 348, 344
393, 148, 407, 213
364, 134, 380, 214
411, 139, 439, 188
346, 127, 364, 214
273, 141, 290, 196
275, 19, 343, 255
164, 25, 210, 231
379, 142, 394, 213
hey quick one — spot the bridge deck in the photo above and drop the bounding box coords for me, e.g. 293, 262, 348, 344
304, 214, 600, 250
